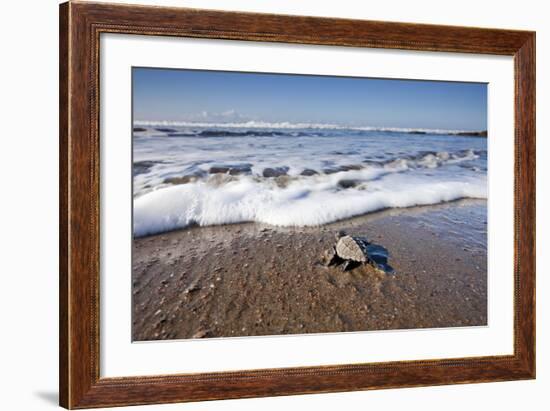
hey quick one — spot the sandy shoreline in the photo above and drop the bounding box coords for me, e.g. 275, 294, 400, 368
132, 199, 487, 341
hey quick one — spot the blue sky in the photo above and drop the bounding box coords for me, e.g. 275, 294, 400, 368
133, 67, 487, 130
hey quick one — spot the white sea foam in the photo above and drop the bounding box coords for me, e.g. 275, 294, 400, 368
133, 170, 486, 237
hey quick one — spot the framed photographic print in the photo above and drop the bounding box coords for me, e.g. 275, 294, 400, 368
59, 1, 535, 409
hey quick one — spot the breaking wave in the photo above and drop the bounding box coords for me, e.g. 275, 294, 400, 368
133, 174, 485, 237
133, 120, 486, 137
132, 123, 487, 237
133, 149, 486, 237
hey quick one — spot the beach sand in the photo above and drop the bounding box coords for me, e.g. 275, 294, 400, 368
132, 199, 487, 341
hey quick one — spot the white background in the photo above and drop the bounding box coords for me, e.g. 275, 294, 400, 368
0, 0, 547, 410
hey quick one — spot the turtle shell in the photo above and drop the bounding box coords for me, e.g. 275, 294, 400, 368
335, 235, 370, 262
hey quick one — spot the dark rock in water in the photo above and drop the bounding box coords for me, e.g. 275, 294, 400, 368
336, 236, 370, 262
133, 127, 147, 132
300, 168, 319, 176
209, 164, 252, 175
337, 179, 361, 189
155, 127, 177, 133
338, 164, 363, 171
163, 175, 197, 185
263, 167, 289, 177
209, 166, 230, 174
229, 165, 252, 175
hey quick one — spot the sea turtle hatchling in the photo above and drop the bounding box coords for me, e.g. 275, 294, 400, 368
335, 235, 370, 263
322, 235, 394, 274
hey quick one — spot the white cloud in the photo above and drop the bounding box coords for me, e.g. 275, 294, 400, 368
220, 109, 236, 117
182, 109, 252, 123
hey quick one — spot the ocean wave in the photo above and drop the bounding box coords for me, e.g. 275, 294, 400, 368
132, 124, 487, 237
133, 168, 486, 237
134, 149, 482, 184
133, 120, 485, 136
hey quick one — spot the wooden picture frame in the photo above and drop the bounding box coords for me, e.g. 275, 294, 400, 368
59, 1, 535, 408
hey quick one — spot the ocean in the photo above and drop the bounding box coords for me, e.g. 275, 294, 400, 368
132, 122, 487, 238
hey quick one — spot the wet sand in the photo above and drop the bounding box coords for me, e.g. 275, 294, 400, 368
132, 199, 487, 341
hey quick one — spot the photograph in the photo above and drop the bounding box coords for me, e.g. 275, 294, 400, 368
46, 1, 538, 408
131, 68, 488, 341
